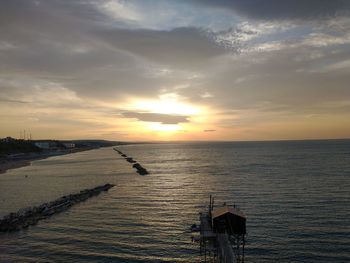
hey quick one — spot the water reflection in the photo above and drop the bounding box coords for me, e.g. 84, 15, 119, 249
1, 141, 350, 262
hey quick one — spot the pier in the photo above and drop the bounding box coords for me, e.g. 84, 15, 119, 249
192, 196, 246, 263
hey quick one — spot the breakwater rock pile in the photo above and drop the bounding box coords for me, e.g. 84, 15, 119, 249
132, 163, 149, 175
125, 157, 136, 163
113, 148, 149, 175
0, 183, 114, 232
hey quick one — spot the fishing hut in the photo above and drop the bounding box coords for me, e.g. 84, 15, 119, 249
192, 196, 246, 263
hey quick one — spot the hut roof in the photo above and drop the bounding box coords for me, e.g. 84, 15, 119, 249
212, 206, 246, 219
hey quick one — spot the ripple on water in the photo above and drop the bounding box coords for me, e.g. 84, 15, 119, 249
1, 141, 350, 262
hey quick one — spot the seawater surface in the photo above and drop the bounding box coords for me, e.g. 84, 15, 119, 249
0, 140, 350, 262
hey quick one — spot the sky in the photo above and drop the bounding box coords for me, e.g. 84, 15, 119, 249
1, 0, 350, 141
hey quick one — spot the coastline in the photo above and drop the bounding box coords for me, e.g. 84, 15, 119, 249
0, 147, 98, 175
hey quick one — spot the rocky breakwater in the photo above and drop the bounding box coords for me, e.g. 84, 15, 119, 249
0, 183, 114, 232
113, 148, 149, 175
114, 149, 123, 154
132, 163, 149, 175
125, 157, 136, 163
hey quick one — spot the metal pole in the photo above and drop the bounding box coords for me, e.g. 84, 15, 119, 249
242, 236, 245, 263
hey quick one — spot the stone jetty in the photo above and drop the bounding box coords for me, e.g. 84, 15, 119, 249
113, 148, 149, 175
0, 183, 114, 232
132, 163, 149, 175
125, 157, 136, 163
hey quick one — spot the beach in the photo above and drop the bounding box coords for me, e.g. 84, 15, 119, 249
0, 147, 95, 175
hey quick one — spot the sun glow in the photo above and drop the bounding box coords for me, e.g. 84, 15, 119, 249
147, 123, 182, 132
124, 93, 204, 133
132, 97, 200, 116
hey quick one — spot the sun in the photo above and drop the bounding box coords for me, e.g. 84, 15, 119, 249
124, 93, 203, 133
132, 95, 200, 116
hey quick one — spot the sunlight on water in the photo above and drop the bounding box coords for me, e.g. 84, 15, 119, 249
1, 141, 350, 262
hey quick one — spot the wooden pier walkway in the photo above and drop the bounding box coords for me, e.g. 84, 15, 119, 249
199, 213, 235, 262
216, 234, 236, 263
196, 196, 246, 263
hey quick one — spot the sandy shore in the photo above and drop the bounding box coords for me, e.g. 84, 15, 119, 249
0, 148, 95, 175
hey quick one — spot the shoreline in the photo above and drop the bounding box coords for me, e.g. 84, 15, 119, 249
0, 147, 100, 175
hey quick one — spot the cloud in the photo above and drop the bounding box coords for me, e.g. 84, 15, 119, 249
0, 0, 239, 103
96, 27, 230, 67
0, 98, 28, 104
121, 112, 189, 124
100, 0, 142, 23
194, 45, 350, 115
204, 129, 216, 132
190, 0, 350, 20
1, 0, 350, 140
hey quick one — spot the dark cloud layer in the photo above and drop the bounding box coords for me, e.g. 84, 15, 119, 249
191, 0, 350, 20
1, 0, 350, 139
96, 27, 226, 67
0, 0, 230, 102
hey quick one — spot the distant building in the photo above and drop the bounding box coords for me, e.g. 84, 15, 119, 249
0, 137, 14, 142
63, 142, 75, 149
34, 142, 50, 149
34, 141, 57, 150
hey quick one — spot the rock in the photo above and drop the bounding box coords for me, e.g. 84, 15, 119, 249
0, 183, 115, 232
125, 157, 136, 163
132, 163, 149, 175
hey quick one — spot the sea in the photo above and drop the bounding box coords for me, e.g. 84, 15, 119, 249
0, 140, 349, 262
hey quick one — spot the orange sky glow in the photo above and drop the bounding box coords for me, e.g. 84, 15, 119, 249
1, 1, 350, 141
